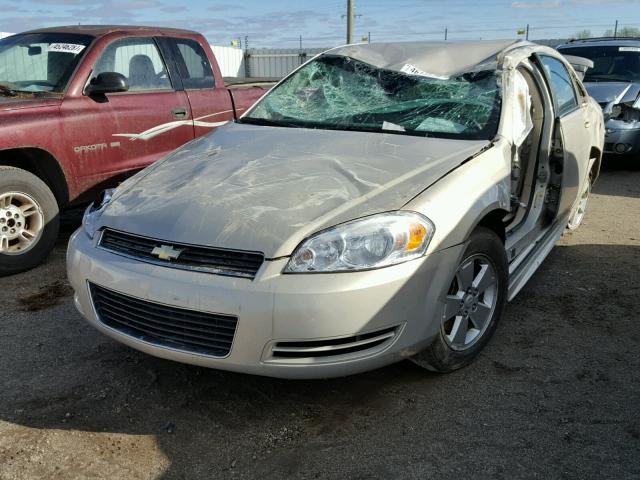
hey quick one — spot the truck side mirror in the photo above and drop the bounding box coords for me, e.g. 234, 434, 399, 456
86, 72, 129, 96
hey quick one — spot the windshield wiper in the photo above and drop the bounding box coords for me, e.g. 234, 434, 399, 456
0, 84, 17, 96
239, 117, 300, 128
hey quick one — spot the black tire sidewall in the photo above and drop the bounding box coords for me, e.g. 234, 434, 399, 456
418, 227, 508, 372
0, 167, 60, 276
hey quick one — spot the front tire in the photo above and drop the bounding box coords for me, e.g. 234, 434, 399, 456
0, 166, 60, 276
411, 227, 508, 373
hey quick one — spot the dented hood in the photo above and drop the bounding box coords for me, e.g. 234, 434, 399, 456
584, 81, 640, 106
100, 122, 488, 258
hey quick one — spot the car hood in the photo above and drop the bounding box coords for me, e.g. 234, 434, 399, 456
100, 122, 489, 258
0, 95, 61, 111
584, 81, 640, 106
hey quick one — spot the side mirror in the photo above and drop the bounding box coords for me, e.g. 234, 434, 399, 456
86, 72, 129, 96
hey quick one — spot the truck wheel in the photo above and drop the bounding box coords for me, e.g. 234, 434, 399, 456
0, 166, 60, 276
411, 227, 508, 373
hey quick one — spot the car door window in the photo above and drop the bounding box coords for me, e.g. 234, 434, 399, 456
540, 56, 578, 116
92, 38, 172, 91
169, 38, 215, 89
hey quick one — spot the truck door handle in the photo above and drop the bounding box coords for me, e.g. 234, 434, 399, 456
584, 121, 590, 128
172, 107, 188, 119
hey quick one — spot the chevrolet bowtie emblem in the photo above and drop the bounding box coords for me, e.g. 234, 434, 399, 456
151, 244, 182, 261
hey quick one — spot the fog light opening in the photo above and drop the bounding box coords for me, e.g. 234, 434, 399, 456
614, 143, 631, 154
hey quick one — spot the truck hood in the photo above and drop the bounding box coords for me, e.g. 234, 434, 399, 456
0, 95, 62, 112
100, 122, 489, 258
584, 82, 640, 106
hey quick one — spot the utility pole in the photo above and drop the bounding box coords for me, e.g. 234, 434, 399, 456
525, 24, 529, 40
346, 0, 354, 44
614, 19, 618, 38
444, 27, 448, 40
299, 35, 302, 50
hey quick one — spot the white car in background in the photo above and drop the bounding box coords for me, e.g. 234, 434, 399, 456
67, 40, 604, 378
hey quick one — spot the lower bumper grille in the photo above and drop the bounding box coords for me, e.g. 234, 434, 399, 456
89, 283, 238, 357
271, 326, 397, 360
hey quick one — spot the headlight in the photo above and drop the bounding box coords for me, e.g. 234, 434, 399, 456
611, 104, 622, 118
82, 188, 115, 239
284, 211, 434, 273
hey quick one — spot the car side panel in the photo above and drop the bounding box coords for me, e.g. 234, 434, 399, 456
403, 138, 512, 254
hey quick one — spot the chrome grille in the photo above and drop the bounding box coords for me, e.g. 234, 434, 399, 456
99, 229, 264, 279
271, 327, 397, 360
90, 283, 238, 357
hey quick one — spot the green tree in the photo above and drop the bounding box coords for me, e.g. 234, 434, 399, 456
573, 29, 592, 39
603, 26, 640, 37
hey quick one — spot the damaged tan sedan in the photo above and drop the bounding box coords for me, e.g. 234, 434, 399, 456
67, 40, 604, 378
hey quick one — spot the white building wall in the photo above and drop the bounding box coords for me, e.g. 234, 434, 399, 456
210, 45, 244, 77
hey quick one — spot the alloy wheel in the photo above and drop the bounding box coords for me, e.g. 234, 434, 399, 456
0, 191, 45, 255
441, 253, 499, 351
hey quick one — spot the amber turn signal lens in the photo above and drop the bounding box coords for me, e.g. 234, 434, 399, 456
406, 223, 427, 251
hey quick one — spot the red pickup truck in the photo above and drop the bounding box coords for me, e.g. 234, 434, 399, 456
0, 25, 268, 275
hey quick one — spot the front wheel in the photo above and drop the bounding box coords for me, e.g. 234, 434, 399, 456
0, 166, 60, 276
411, 227, 508, 373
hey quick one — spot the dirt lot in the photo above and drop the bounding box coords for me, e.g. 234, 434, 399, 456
1, 161, 639, 480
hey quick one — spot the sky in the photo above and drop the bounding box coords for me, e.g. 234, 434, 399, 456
1, 0, 639, 48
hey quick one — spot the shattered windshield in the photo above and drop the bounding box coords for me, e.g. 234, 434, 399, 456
242, 54, 502, 140
559, 46, 640, 83
0, 33, 93, 95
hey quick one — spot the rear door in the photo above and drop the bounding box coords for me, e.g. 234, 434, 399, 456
536, 55, 591, 217
61, 36, 194, 184
159, 37, 235, 138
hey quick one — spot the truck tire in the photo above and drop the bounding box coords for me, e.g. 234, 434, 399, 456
0, 166, 60, 276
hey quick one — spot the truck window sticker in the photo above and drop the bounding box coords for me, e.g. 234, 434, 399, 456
48, 43, 85, 54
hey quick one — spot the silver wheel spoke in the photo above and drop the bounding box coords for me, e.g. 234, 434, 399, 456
458, 260, 475, 290
470, 302, 492, 330
20, 230, 35, 241
449, 315, 468, 345
443, 293, 463, 320
20, 203, 38, 217
473, 264, 495, 294
0, 235, 8, 252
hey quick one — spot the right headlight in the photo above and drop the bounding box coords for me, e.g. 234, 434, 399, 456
284, 211, 435, 273
82, 188, 115, 239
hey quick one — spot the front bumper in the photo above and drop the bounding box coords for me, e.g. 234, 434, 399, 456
67, 229, 463, 379
604, 120, 640, 155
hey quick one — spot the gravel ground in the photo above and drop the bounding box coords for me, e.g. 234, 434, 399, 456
1, 161, 639, 480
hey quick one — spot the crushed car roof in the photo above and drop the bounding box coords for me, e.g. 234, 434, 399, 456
326, 40, 528, 78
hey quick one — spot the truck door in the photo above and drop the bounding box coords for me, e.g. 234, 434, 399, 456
61, 36, 194, 187
159, 37, 236, 138
535, 54, 591, 218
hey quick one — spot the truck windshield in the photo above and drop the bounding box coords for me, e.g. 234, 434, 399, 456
559, 45, 640, 83
241, 54, 501, 140
0, 33, 93, 94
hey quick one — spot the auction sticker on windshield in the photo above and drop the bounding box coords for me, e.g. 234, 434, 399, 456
619, 47, 640, 52
399, 64, 448, 80
48, 43, 85, 54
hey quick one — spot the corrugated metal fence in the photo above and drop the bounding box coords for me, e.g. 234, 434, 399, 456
242, 48, 327, 78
